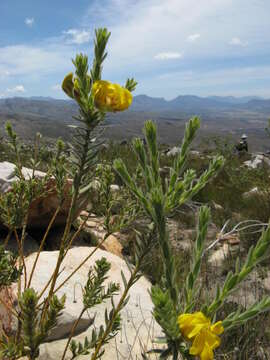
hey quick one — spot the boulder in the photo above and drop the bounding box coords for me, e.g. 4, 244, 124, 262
208, 233, 241, 273
0, 161, 87, 229
243, 154, 270, 170
166, 146, 181, 157
242, 186, 262, 200
4, 247, 161, 359
75, 213, 124, 258
0, 161, 45, 193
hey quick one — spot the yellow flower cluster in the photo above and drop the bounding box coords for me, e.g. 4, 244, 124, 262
62, 74, 132, 112
178, 312, 224, 360
92, 80, 133, 112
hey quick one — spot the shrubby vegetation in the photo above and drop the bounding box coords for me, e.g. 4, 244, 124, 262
0, 28, 270, 360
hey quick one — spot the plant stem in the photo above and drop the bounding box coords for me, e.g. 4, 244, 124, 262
91, 261, 141, 360
156, 213, 178, 308
14, 229, 26, 297
27, 206, 61, 288
61, 308, 86, 360
50, 233, 111, 297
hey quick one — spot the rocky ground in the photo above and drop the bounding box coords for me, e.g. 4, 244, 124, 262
1, 150, 270, 358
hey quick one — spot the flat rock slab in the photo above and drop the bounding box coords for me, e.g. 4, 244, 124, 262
12, 247, 162, 359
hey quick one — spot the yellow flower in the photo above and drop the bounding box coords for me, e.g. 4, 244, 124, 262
92, 80, 132, 112
178, 312, 224, 360
62, 72, 74, 98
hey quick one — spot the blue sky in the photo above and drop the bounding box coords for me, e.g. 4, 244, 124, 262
0, 0, 270, 99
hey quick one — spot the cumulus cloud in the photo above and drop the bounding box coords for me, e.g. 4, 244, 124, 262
1, 0, 270, 98
229, 37, 248, 47
186, 33, 201, 42
25, 17, 34, 27
7, 85, 26, 93
0, 44, 72, 76
154, 52, 183, 60
63, 29, 91, 44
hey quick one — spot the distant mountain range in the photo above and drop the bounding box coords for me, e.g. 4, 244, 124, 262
1, 94, 270, 115
131, 94, 270, 113
0, 95, 270, 150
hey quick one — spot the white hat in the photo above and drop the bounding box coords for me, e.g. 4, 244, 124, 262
241, 134, 247, 139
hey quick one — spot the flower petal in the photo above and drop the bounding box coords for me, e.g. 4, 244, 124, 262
190, 332, 206, 355
211, 321, 224, 335
200, 342, 214, 360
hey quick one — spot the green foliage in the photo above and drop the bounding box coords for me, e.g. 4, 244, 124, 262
114, 117, 270, 359
184, 206, 210, 312
114, 118, 224, 358
0, 289, 66, 360
206, 226, 270, 318
1, 25, 270, 360
83, 257, 119, 308
0, 124, 51, 230
66, 258, 120, 359
125, 78, 138, 92
0, 27, 139, 360
0, 247, 20, 288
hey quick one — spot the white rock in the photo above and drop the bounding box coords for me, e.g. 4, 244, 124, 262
242, 187, 261, 200
208, 243, 230, 268
0, 161, 45, 193
10, 247, 161, 359
244, 154, 264, 169
166, 146, 181, 157
0, 161, 87, 228
110, 184, 120, 192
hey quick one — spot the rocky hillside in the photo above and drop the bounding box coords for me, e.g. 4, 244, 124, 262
0, 96, 270, 150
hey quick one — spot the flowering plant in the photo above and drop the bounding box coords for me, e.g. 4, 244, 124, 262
114, 120, 270, 359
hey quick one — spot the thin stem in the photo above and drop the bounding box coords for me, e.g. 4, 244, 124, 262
14, 229, 27, 297
63, 211, 91, 257
27, 206, 61, 288
40, 187, 79, 321
156, 214, 178, 308
44, 126, 91, 310
0, 295, 18, 318
61, 308, 86, 360
91, 262, 141, 360
50, 232, 111, 298
37, 267, 66, 303
20, 212, 30, 290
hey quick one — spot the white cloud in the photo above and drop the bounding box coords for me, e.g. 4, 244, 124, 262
187, 33, 201, 42
0, 70, 10, 78
229, 37, 248, 47
7, 85, 26, 93
154, 52, 183, 60
52, 84, 61, 91
0, 44, 72, 77
25, 17, 34, 27
63, 29, 91, 44
151, 65, 270, 98
1, 0, 270, 98
82, 0, 270, 75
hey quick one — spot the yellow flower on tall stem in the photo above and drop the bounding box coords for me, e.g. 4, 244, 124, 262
178, 312, 224, 360
92, 80, 132, 112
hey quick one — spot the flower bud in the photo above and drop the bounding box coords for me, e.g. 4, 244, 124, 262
62, 72, 74, 98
